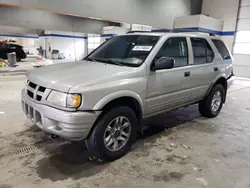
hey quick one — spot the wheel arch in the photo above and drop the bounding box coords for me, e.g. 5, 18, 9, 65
93, 90, 144, 112
91, 90, 144, 134
205, 76, 228, 102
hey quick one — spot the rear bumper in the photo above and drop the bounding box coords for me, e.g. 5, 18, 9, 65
21, 89, 101, 140
227, 76, 234, 89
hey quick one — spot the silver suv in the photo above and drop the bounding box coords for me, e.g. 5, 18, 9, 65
21, 32, 234, 161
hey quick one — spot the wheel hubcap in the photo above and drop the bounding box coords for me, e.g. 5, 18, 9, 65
211, 91, 222, 112
104, 116, 131, 152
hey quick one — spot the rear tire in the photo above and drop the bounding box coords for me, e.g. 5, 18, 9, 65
86, 106, 137, 161
199, 84, 225, 118
16, 57, 21, 62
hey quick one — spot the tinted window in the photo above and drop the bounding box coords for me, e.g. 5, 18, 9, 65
155, 37, 188, 67
86, 35, 160, 67
191, 38, 214, 64
212, 39, 231, 60
206, 40, 214, 62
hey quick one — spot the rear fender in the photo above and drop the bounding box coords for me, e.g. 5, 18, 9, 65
205, 74, 227, 98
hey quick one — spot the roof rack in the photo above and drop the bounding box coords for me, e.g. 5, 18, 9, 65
126, 30, 150, 34
170, 28, 216, 36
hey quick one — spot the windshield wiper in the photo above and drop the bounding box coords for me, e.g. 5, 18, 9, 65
103, 59, 124, 66
89, 58, 124, 66
86, 57, 124, 66
85, 57, 97, 62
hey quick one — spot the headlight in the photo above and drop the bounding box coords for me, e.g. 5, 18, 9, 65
47, 90, 67, 107
47, 91, 82, 108
66, 94, 82, 108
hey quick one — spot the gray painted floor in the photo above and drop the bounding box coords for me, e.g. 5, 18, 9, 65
0, 74, 250, 188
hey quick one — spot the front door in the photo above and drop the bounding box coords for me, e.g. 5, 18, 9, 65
146, 37, 192, 116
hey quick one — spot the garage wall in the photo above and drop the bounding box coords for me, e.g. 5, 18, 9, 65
174, 14, 224, 32
0, 6, 110, 34
0, 26, 40, 35
0, 0, 202, 29
201, 0, 240, 51
40, 30, 88, 61
233, 0, 250, 77
0, 27, 40, 55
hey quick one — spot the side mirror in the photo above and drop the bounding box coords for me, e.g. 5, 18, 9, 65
151, 57, 175, 71
224, 55, 231, 60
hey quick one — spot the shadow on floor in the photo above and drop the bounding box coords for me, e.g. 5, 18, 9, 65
36, 141, 110, 181
30, 105, 201, 181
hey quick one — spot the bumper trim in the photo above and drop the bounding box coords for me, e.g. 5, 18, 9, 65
21, 89, 101, 140
227, 76, 234, 88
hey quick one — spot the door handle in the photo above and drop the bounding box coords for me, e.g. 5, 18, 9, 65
184, 71, 191, 77
214, 67, 219, 71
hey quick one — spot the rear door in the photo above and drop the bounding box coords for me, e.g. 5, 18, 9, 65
187, 37, 219, 101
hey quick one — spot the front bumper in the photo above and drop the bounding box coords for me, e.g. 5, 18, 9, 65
21, 89, 101, 140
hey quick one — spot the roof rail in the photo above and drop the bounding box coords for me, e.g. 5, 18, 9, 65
170, 28, 216, 36
126, 30, 150, 34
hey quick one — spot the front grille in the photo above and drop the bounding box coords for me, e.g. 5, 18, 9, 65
26, 81, 47, 101
37, 95, 42, 101
38, 86, 46, 92
27, 90, 34, 98
29, 82, 37, 89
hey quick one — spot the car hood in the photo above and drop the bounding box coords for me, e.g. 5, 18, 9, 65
27, 60, 136, 92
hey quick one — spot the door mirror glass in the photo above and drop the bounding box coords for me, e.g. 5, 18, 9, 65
151, 57, 175, 71
223, 55, 231, 60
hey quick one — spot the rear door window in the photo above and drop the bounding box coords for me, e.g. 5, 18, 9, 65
191, 38, 214, 64
212, 39, 231, 60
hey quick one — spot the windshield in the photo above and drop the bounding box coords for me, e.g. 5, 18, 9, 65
85, 35, 160, 67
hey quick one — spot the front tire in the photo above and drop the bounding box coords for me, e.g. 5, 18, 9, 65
199, 84, 225, 118
86, 106, 137, 161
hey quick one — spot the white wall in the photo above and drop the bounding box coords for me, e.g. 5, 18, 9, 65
88, 34, 101, 54
174, 15, 201, 29
199, 15, 224, 31
102, 24, 151, 37
131, 24, 152, 32
0, 0, 202, 28
202, 0, 239, 31
42, 30, 87, 61
201, 0, 240, 51
174, 14, 223, 32
103, 26, 129, 35
233, 0, 250, 77
233, 55, 250, 77
100, 26, 130, 44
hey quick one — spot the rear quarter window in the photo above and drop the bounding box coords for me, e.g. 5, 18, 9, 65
191, 38, 214, 64
212, 39, 231, 60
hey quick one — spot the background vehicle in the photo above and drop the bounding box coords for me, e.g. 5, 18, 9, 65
21, 32, 234, 161
0, 41, 27, 62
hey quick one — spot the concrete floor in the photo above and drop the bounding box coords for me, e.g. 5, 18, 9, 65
0, 74, 250, 188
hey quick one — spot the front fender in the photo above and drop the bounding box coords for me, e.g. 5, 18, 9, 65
93, 90, 144, 113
